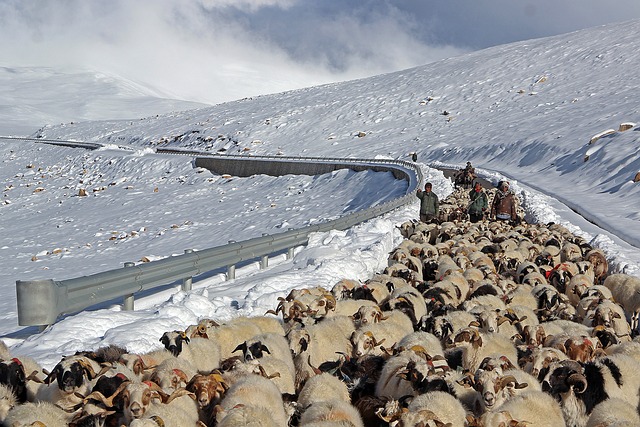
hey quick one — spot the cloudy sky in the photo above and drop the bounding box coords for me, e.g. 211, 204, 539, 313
2, 0, 640, 105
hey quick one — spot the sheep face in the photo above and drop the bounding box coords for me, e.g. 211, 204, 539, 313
0, 358, 27, 403
46, 356, 97, 393
351, 330, 385, 357
186, 373, 227, 408
123, 382, 161, 421
232, 341, 270, 361
286, 328, 310, 357
159, 331, 189, 357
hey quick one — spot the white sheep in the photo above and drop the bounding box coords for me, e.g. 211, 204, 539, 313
480, 390, 565, 427
299, 399, 364, 427
586, 397, 640, 427
400, 391, 467, 427
3, 401, 72, 427
452, 328, 518, 373
159, 331, 221, 373
148, 356, 198, 393
286, 315, 354, 389
604, 273, 640, 333
215, 374, 288, 426
234, 332, 294, 373
375, 350, 433, 399
297, 372, 350, 409
395, 331, 445, 359
351, 311, 413, 358
0, 383, 17, 424
215, 404, 281, 427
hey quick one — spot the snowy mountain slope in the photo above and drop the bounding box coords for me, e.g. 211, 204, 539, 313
0, 67, 208, 136
1, 20, 640, 367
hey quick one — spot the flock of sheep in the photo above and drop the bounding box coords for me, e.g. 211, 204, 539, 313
2, 186, 640, 427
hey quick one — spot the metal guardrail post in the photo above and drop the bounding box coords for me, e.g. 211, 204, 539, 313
260, 234, 269, 269
123, 262, 135, 310
182, 249, 194, 291
227, 241, 236, 280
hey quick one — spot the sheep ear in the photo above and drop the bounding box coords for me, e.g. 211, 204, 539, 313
232, 343, 246, 354
260, 344, 270, 354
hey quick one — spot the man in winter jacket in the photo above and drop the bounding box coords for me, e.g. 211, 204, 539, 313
467, 182, 488, 223
417, 182, 439, 223
490, 181, 517, 222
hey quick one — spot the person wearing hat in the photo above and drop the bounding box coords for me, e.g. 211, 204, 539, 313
490, 181, 517, 222
467, 182, 488, 223
464, 161, 475, 177
417, 182, 439, 223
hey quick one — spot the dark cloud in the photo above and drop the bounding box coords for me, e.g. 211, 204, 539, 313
1, 0, 639, 104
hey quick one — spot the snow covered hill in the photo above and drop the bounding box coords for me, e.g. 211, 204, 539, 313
1, 20, 640, 368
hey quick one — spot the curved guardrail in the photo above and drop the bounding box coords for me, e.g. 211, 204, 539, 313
12, 138, 422, 327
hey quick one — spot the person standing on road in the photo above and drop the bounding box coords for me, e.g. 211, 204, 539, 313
467, 182, 488, 223
490, 181, 517, 222
417, 182, 439, 223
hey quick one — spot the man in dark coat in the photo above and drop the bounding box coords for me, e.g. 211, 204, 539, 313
491, 181, 517, 222
467, 182, 488, 223
417, 182, 439, 223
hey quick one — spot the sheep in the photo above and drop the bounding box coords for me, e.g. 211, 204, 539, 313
381, 285, 427, 325
0, 358, 28, 404
299, 399, 364, 427
214, 374, 288, 426
418, 310, 477, 344
603, 273, 640, 334
159, 331, 221, 373
565, 273, 594, 306
351, 311, 414, 358
472, 367, 541, 414
400, 391, 467, 427
394, 331, 445, 359
232, 332, 293, 372
375, 350, 436, 399
147, 356, 198, 393
185, 372, 228, 421
216, 404, 280, 427
297, 372, 350, 409
3, 401, 72, 427
542, 355, 640, 427
331, 278, 361, 300
582, 299, 630, 342
35, 354, 102, 410
107, 380, 199, 425
351, 280, 392, 304
0, 383, 17, 424
329, 298, 378, 319
287, 315, 354, 389
479, 390, 566, 427
585, 249, 608, 284
186, 318, 265, 360
121, 389, 202, 427
585, 397, 640, 427
451, 328, 518, 372
520, 346, 568, 378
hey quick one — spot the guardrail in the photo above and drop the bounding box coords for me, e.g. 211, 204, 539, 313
14, 143, 422, 328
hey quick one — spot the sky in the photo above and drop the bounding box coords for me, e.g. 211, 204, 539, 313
2, 0, 640, 114
1, 19, 640, 375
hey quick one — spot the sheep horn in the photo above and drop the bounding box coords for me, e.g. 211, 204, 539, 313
84, 380, 131, 408
78, 358, 98, 380
165, 387, 196, 404
150, 415, 166, 427
567, 373, 587, 394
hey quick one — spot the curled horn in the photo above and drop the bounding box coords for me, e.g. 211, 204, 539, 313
497, 375, 526, 391
257, 364, 281, 380
567, 373, 587, 394
83, 380, 131, 408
